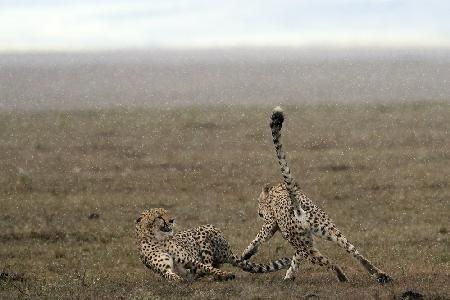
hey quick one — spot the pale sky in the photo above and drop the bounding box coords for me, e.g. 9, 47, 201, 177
1, 0, 450, 51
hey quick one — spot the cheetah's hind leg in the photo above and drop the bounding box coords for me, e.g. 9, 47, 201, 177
318, 227, 393, 284
284, 251, 301, 281
192, 260, 235, 281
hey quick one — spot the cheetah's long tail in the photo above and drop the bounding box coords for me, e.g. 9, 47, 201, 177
229, 255, 291, 273
270, 106, 304, 216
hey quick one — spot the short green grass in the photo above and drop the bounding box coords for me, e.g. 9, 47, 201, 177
1, 103, 449, 299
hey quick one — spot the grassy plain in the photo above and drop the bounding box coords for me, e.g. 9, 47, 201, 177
0, 103, 449, 299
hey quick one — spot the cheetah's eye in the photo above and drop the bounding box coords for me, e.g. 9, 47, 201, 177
135, 217, 142, 223
168, 219, 174, 224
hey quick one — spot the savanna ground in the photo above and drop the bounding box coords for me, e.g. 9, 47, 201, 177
0, 103, 449, 299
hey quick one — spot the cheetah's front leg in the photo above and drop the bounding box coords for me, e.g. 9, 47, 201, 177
144, 253, 184, 282
242, 222, 278, 260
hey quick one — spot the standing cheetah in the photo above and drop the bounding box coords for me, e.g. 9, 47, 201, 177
136, 208, 291, 282
242, 107, 393, 284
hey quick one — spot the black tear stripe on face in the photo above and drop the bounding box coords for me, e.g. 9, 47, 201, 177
158, 216, 175, 225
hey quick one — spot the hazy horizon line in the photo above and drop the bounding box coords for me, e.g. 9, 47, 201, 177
2, 44, 450, 55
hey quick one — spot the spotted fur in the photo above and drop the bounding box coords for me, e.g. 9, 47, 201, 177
242, 107, 392, 284
136, 208, 291, 282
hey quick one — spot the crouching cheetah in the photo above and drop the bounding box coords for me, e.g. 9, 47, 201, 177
136, 208, 291, 282
242, 107, 393, 284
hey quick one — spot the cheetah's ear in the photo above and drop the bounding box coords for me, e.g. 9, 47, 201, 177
262, 183, 271, 194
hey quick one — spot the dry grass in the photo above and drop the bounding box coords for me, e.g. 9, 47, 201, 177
0, 103, 449, 299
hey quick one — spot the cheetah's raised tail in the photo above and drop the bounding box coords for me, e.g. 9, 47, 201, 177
269, 106, 304, 217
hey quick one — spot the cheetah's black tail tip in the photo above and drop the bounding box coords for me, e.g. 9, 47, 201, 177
270, 106, 284, 129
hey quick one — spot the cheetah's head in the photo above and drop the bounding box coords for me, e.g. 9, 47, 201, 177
135, 208, 175, 241
257, 184, 272, 220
